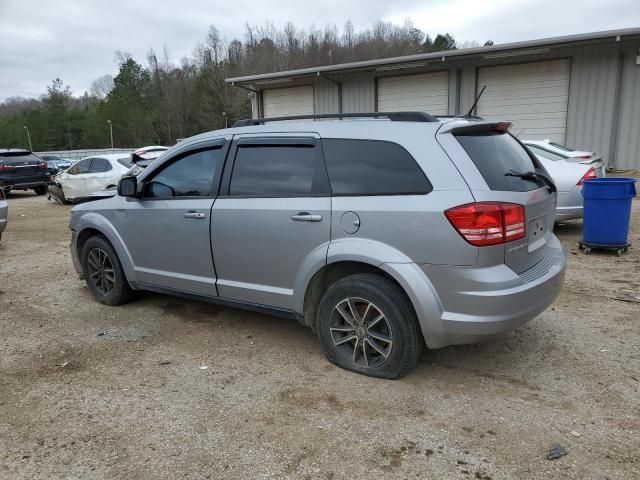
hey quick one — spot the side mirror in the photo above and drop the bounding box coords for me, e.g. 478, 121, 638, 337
118, 176, 138, 197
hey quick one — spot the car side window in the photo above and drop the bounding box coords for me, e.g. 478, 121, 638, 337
229, 142, 323, 196
68, 158, 92, 175
90, 158, 112, 173
144, 148, 223, 199
321, 139, 432, 195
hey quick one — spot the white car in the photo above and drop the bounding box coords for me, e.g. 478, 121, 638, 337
53, 153, 132, 202
524, 143, 605, 221
523, 139, 605, 176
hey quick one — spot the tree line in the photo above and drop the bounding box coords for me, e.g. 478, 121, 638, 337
0, 20, 490, 151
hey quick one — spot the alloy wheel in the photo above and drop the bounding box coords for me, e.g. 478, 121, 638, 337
329, 297, 393, 368
87, 247, 115, 296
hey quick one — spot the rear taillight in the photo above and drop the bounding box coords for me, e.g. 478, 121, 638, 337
0, 163, 15, 173
573, 155, 592, 159
445, 202, 526, 247
38, 161, 48, 170
577, 167, 597, 185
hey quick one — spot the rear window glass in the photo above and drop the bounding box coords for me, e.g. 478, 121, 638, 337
456, 133, 541, 191
322, 139, 432, 195
549, 142, 573, 152
526, 145, 567, 162
118, 158, 133, 168
0, 152, 41, 164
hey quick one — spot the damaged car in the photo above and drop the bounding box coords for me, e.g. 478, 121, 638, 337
48, 153, 132, 204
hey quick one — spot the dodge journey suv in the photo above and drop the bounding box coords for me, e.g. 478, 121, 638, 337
69, 112, 566, 379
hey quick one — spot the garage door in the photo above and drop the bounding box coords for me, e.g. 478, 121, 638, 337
262, 86, 314, 118
476, 59, 571, 142
377, 72, 449, 115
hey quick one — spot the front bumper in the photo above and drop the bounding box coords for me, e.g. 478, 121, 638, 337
418, 235, 566, 348
70, 230, 84, 278
0, 199, 7, 229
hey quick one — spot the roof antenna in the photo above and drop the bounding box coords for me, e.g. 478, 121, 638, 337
464, 85, 486, 118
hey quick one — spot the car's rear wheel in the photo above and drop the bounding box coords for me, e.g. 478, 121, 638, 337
33, 185, 48, 195
316, 273, 422, 379
81, 236, 133, 305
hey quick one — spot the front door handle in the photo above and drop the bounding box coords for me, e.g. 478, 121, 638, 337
183, 211, 206, 219
291, 212, 323, 222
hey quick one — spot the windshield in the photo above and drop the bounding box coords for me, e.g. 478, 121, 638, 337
456, 132, 545, 192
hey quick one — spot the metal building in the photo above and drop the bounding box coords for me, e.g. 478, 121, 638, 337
226, 28, 640, 170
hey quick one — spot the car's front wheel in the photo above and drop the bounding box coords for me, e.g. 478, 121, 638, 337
81, 236, 133, 305
316, 273, 423, 379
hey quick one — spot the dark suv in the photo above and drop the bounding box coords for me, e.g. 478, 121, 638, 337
0, 149, 50, 195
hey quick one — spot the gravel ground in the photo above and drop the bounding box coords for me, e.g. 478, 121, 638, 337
1, 190, 639, 480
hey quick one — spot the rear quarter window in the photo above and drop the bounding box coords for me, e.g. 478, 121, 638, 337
455, 133, 542, 192
321, 139, 432, 195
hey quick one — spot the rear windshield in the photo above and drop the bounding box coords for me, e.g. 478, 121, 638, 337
549, 142, 573, 152
0, 151, 42, 164
455, 133, 542, 192
525, 144, 567, 162
118, 158, 133, 168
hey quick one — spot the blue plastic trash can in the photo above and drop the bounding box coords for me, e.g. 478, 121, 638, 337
581, 177, 637, 246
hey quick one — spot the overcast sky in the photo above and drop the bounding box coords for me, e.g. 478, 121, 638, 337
1, 0, 639, 101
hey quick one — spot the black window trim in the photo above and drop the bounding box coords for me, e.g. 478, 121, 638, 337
139, 139, 229, 201
321, 137, 433, 197
219, 136, 331, 198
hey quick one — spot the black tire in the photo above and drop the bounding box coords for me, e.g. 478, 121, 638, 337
316, 273, 423, 379
81, 235, 133, 306
33, 185, 48, 195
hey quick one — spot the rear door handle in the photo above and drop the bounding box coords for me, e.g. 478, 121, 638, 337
291, 212, 323, 222
183, 211, 206, 219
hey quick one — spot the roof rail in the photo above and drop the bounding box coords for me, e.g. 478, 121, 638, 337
436, 114, 485, 120
232, 111, 438, 127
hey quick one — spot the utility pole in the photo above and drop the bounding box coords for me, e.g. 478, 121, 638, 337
107, 120, 114, 149
23, 125, 33, 151
222, 111, 228, 128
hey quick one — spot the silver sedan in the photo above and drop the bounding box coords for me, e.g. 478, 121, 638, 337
523, 141, 605, 221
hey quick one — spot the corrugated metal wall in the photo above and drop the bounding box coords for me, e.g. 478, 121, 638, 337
615, 45, 640, 170
341, 73, 375, 113
565, 44, 619, 165
252, 40, 640, 169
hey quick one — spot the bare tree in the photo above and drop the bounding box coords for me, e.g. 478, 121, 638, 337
89, 74, 114, 99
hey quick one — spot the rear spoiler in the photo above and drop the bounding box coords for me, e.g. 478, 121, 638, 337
439, 121, 512, 135
130, 152, 145, 164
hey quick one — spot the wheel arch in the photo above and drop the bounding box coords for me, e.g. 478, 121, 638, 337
74, 214, 137, 285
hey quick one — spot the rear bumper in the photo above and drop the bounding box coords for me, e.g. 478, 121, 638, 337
0, 175, 50, 189
416, 235, 566, 348
555, 188, 583, 220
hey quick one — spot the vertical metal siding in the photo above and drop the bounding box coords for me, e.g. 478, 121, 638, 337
566, 45, 619, 164
314, 77, 339, 114
615, 45, 640, 170
342, 73, 375, 113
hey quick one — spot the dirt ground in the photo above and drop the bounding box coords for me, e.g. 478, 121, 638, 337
1, 189, 639, 480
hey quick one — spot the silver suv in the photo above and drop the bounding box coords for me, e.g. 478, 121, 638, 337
69, 112, 566, 379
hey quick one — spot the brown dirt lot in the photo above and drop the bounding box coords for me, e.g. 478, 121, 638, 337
1, 189, 639, 480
